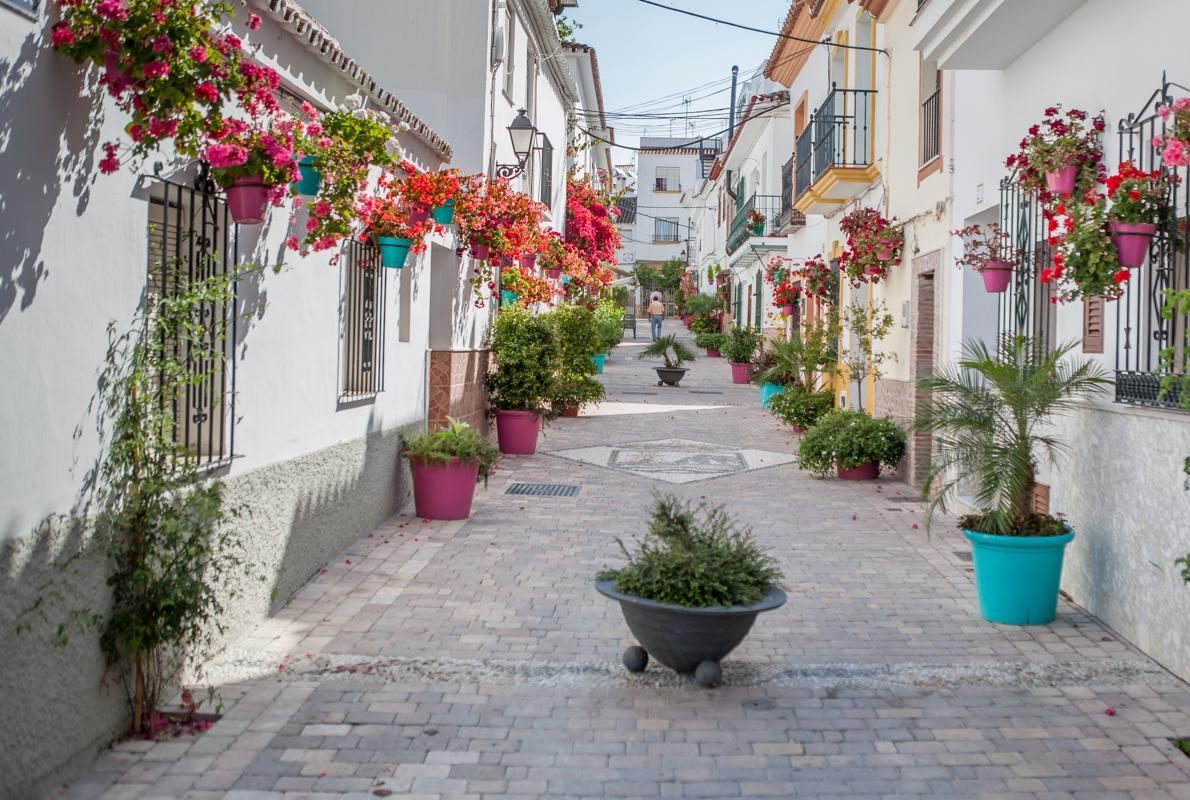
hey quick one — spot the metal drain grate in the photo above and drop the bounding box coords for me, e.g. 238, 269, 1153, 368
505, 483, 581, 498
688, 390, 724, 395
954, 550, 973, 562
622, 391, 658, 396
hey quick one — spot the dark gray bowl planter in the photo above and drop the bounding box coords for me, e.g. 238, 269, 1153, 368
595, 579, 786, 686
654, 367, 688, 386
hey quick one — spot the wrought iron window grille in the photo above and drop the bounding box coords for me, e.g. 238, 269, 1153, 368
341, 239, 387, 401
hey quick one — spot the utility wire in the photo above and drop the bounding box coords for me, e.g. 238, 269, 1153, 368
636, 0, 888, 55
579, 99, 791, 152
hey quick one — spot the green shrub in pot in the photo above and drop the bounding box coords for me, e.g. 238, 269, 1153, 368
798, 409, 906, 476
694, 332, 727, 352
722, 325, 759, 365
487, 306, 560, 414
402, 417, 500, 484
768, 390, 834, 431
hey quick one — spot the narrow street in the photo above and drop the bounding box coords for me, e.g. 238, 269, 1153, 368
61, 322, 1190, 800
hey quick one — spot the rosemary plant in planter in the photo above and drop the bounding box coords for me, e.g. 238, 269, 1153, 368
596, 495, 786, 687
723, 326, 760, 384
486, 307, 560, 455
403, 418, 500, 520
799, 410, 906, 480
639, 334, 696, 387
913, 335, 1110, 625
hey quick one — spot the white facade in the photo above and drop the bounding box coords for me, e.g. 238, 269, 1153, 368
564, 42, 614, 191
917, 0, 1190, 682
632, 137, 719, 266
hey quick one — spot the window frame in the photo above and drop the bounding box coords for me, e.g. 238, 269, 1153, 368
653, 216, 680, 243
340, 239, 387, 401
654, 166, 680, 193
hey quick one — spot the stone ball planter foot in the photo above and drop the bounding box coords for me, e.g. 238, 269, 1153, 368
596, 580, 786, 680
655, 367, 687, 386
622, 646, 648, 673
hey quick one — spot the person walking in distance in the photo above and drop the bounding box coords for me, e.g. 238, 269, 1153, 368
648, 292, 665, 341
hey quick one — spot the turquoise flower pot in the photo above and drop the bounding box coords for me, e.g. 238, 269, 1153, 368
294, 156, 321, 196
964, 528, 1074, 625
500, 290, 517, 307
377, 236, 411, 268
431, 199, 456, 225
759, 382, 783, 410
592, 353, 606, 373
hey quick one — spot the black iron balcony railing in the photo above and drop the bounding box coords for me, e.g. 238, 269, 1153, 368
813, 85, 875, 176
921, 87, 941, 165
795, 125, 813, 199
727, 193, 782, 254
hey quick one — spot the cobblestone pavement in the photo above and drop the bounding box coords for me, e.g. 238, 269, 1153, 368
60, 322, 1190, 799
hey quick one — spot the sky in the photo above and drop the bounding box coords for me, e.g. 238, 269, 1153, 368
566, 0, 793, 159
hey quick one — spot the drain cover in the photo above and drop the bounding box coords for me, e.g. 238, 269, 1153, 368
954, 550, 973, 562
622, 391, 658, 396
688, 390, 724, 395
505, 483, 581, 498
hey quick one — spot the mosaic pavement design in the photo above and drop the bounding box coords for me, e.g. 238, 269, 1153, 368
546, 437, 797, 484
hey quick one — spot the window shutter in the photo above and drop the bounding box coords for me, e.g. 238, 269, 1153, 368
539, 135, 553, 208
1082, 296, 1104, 353
754, 279, 762, 327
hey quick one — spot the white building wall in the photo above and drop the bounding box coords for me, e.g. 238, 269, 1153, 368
634, 147, 701, 265
940, 0, 1190, 681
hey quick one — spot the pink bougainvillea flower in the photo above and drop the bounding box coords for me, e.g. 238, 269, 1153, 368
1104, 708, 1116, 716
248, 13, 262, 30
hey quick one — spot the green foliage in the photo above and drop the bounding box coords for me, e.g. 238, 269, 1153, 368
552, 378, 606, 413
1159, 289, 1190, 409
799, 410, 906, 476
1176, 554, 1190, 584
757, 313, 841, 391
594, 299, 625, 353
550, 304, 602, 375
769, 390, 835, 430
598, 495, 783, 608
402, 417, 500, 484
639, 334, 696, 369
487, 306, 560, 412
634, 258, 684, 293
912, 335, 1111, 536
683, 293, 718, 316
722, 325, 759, 364
841, 300, 897, 386
556, 14, 583, 43
689, 315, 720, 335
694, 332, 727, 351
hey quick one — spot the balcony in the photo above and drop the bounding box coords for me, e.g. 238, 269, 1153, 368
727, 193, 782, 255
778, 156, 807, 231
912, 0, 1087, 69
793, 85, 880, 216
921, 87, 941, 165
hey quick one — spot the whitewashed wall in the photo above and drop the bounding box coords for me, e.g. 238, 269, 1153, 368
634, 149, 699, 264
943, 0, 1190, 680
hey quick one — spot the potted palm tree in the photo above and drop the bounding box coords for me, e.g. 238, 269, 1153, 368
914, 335, 1110, 625
403, 418, 500, 520
596, 495, 785, 688
639, 334, 696, 386
487, 307, 560, 455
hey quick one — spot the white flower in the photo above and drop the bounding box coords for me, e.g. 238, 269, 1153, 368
384, 138, 403, 159
342, 94, 364, 111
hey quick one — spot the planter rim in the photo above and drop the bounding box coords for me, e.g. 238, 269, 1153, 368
405, 455, 476, 467
494, 408, 541, 417
594, 579, 787, 616
654, 366, 688, 373
963, 528, 1074, 548
983, 260, 1014, 270
1107, 220, 1157, 232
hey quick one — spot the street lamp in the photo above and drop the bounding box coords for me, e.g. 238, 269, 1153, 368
496, 109, 540, 179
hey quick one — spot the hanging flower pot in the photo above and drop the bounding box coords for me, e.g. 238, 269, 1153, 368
431, 198, 456, 225
409, 203, 431, 224
781, 304, 795, 317
981, 260, 1014, 293
519, 253, 537, 270
225, 176, 270, 225
547, 267, 561, 280
500, 290, 517, 307
1044, 164, 1078, 195
875, 248, 891, 261
293, 156, 322, 196
469, 242, 490, 260
377, 236, 412, 269
1107, 221, 1157, 268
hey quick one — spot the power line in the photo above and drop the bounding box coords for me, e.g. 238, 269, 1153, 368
636, 0, 888, 55
579, 99, 791, 152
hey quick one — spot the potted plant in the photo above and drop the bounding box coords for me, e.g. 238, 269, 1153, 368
639, 334, 696, 386
402, 418, 500, 520
596, 495, 785, 687
747, 347, 782, 409
1156, 97, 1190, 167
1105, 161, 1169, 268
1043, 193, 1129, 302
799, 409, 906, 480
913, 335, 1110, 625
723, 326, 759, 384
773, 280, 800, 317
1007, 106, 1105, 199
549, 304, 606, 417
694, 332, 727, 357
752, 321, 838, 411
794, 255, 838, 305
952, 223, 1017, 293
206, 113, 301, 225
594, 300, 626, 371
403, 167, 461, 225
357, 175, 432, 268
839, 208, 903, 287
487, 306, 560, 455
768, 390, 834, 433
747, 208, 766, 234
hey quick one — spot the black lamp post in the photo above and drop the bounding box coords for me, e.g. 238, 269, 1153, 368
495, 109, 541, 179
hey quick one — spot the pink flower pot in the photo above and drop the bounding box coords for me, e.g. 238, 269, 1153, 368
706, 348, 721, 358
410, 458, 480, 520
981, 260, 1014, 293
561, 405, 580, 418
495, 409, 540, 455
1045, 165, 1078, 195
519, 253, 537, 270
838, 461, 879, 480
470, 242, 490, 260
730, 362, 750, 384
409, 204, 431, 224
790, 423, 805, 434
1108, 221, 1157, 268
876, 248, 891, 261
548, 267, 561, 280
225, 176, 269, 225
781, 304, 795, 316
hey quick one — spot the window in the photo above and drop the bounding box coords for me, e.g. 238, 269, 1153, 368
654, 217, 679, 242
654, 166, 680, 192
539, 134, 553, 209
147, 175, 237, 468
341, 239, 387, 400
919, 59, 941, 167
503, 9, 516, 98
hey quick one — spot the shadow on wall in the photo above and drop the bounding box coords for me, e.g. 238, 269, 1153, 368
0, 22, 105, 327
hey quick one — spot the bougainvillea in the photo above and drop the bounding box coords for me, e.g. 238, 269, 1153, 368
1155, 98, 1190, 167
838, 208, 903, 287
1006, 106, 1106, 200
500, 265, 554, 307
795, 255, 837, 304
565, 172, 621, 273
452, 175, 551, 306
772, 280, 801, 308
52, 0, 280, 172
206, 111, 300, 204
